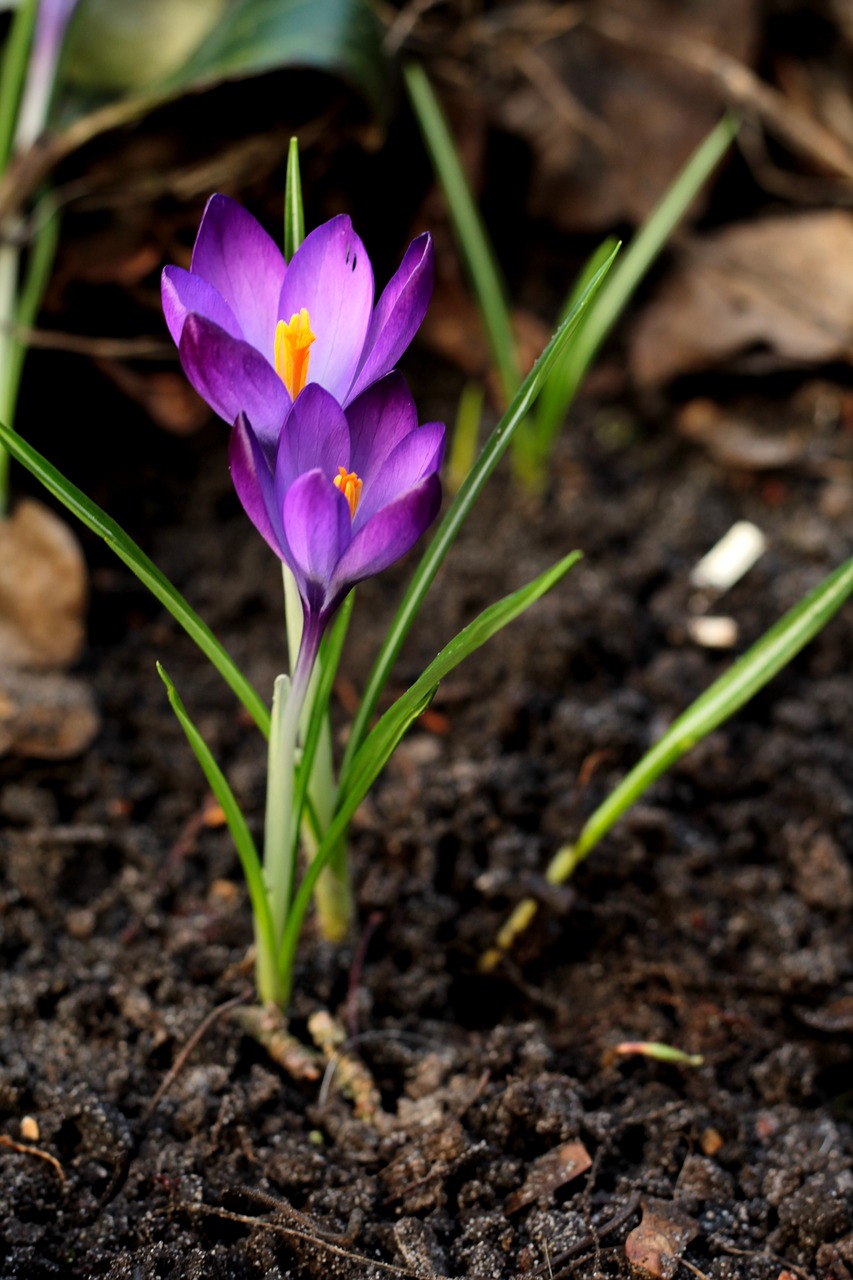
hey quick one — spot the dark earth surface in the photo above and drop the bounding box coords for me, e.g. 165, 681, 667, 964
1, 328, 852, 1277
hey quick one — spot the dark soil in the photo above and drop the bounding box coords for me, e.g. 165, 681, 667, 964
1, 334, 852, 1279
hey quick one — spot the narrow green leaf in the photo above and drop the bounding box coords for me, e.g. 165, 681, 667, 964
404, 60, 520, 404
342, 549, 581, 808
484, 554, 853, 967
446, 380, 484, 492
279, 550, 581, 993
532, 114, 738, 450
528, 235, 619, 465
0, 0, 38, 170
340, 246, 618, 786
552, 553, 853, 878
283, 136, 304, 262
6, 197, 60, 417
0, 419, 271, 737
157, 662, 278, 1003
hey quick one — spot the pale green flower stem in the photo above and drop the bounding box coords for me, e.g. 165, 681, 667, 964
282, 565, 353, 941
263, 610, 324, 953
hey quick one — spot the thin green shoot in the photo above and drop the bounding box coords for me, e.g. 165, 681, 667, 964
525, 114, 739, 472
280, 549, 583, 1006
0, 0, 38, 171
158, 662, 279, 1005
482, 553, 853, 968
339, 243, 619, 788
404, 60, 520, 405
0, 418, 271, 736
446, 380, 484, 492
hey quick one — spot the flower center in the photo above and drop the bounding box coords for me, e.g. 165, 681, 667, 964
333, 467, 362, 519
275, 308, 315, 398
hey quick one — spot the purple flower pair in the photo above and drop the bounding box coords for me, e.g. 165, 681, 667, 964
162, 195, 444, 633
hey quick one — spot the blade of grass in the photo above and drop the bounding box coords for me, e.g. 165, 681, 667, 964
0, 0, 38, 170
340, 549, 581, 808
0, 418, 270, 737
446, 379, 484, 492
157, 662, 278, 1003
527, 234, 618, 468
483, 553, 853, 967
339, 244, 619, 788
281, 549, 581, 1000
404, 60, 520, 404
6, 194, 60, 419
532, 114, 738, 453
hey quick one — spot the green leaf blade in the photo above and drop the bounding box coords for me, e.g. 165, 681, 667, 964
340, 245, 618, 786
404, 60, 520, 404
0, 418, 271, 737
547, 554, 853, 881
157, 662, 278, 1003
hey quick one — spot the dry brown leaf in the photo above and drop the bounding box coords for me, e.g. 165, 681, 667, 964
0, 499, 87, 670
0, 668, 99, 759
676, 400, 810, 470
625, 1198, 698, 1278
504, 1139, 592, 1215
631, 211, 853, 386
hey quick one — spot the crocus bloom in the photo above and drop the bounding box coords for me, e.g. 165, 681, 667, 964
229, 373, 445, 653
162, 195, 434, 450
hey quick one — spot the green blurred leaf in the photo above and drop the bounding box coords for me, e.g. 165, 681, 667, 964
404, 61, 520, 404
63, 0, 391, 119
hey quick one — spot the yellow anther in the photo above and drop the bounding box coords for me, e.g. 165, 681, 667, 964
333, 467, 362, 519
275, 308, 315, 398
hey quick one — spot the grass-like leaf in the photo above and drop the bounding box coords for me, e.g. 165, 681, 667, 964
339, 246, 618, 785
531, 114, 738, 455
157, 662, 279, 1004
0, 0, 37, 170
280, 549, 581, 994
0, 419, 270, 737
483, 553, 853, 967
404, 60, 520, 404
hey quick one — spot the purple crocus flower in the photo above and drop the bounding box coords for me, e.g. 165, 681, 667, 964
229, 372, 444, 665
162, 195, 434, 449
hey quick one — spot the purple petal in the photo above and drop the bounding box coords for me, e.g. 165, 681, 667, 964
229, 414, 287, 559
275, 384, 351, 494
179, 314, 290, 448
349, 234, 434, 400
283, 470, 352, 612
346, 373, 418, 482
354, 422, 445, 528
161, 266, 243, 347
334, 474, 442, 590
278, 215, 374, 402
190, 194, 286, 358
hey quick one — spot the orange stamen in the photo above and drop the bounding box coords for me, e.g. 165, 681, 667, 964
274, 308, 315, 398
333, 467, 362, 519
